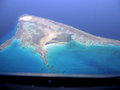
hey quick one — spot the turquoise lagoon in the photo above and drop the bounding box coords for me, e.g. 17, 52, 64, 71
0, 38, 120, 75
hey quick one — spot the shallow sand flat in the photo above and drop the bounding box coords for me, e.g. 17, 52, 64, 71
44, 43, 66, 50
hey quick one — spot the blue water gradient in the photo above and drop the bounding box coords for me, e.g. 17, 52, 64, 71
46, 41, 120, 75
0, 26, 17, 45
0, 0, 120, 40
0, 39, 49, 73
0, 39, 120, 75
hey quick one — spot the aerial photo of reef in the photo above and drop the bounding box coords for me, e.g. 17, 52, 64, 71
0, 14, 120, 76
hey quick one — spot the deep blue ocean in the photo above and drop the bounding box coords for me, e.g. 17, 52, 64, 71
0, 0, 120, 76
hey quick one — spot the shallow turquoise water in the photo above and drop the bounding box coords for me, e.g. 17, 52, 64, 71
46, 41, 120, 75
0, 39, 120, 75
0, 39, 49, 73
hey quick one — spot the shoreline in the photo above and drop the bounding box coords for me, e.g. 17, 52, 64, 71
0, 37, 14, 50
44, 42, 67, 50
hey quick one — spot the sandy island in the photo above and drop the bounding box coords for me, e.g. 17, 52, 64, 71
0, 14, 120, 64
